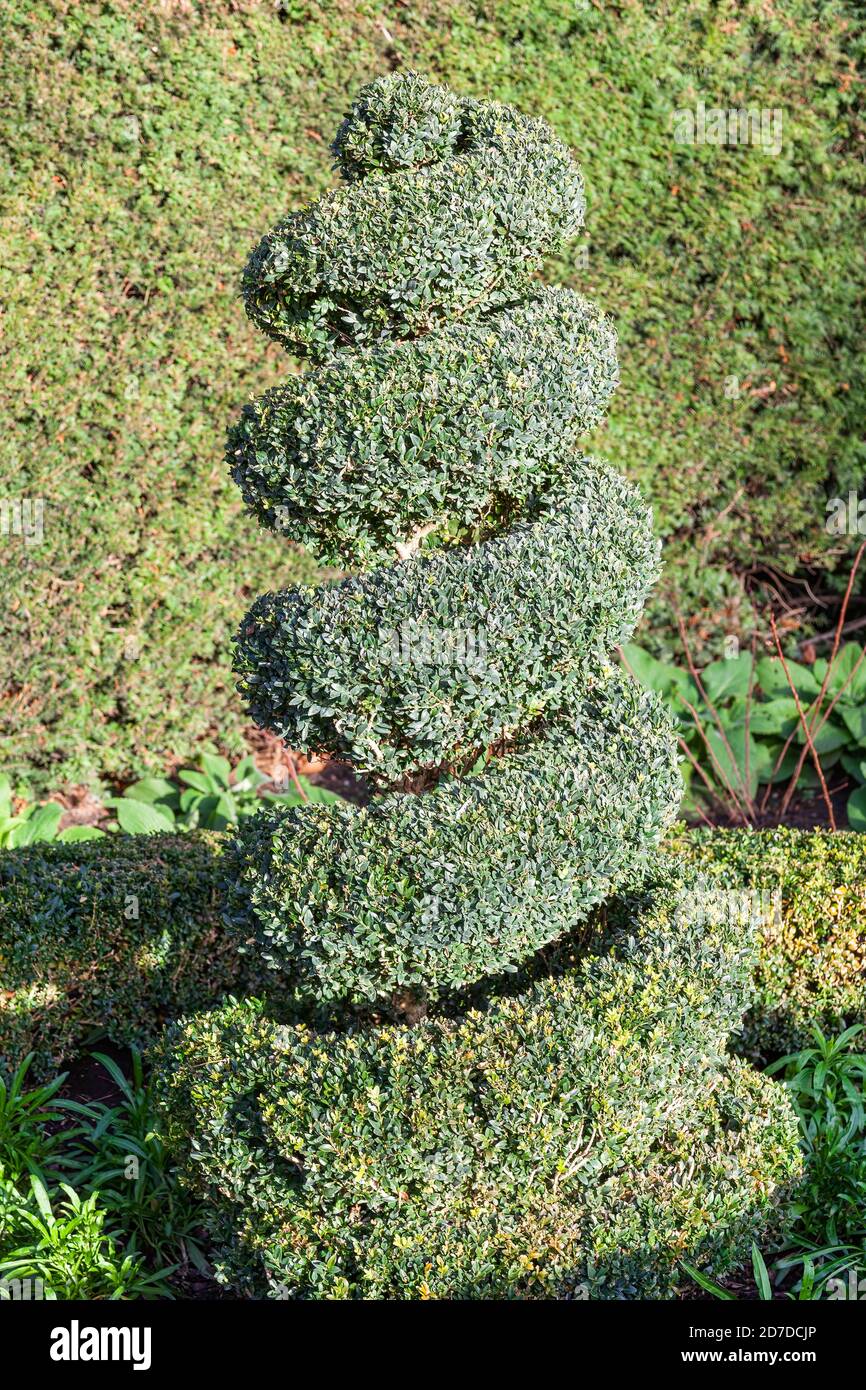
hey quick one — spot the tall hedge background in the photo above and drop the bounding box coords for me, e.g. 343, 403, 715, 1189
2, 0, 863, 789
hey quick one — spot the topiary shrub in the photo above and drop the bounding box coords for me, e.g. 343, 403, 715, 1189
156, 866, 799, 1299
154, 73, 800, 1298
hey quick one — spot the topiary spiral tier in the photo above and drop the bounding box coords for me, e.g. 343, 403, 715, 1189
154, 73, 800, 1299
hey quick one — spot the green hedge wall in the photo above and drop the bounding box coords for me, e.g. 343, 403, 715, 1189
679, 826, 866, 1059
2, 827, 863, 1080
0, 832, 259, 1079
1, 2, 863, 788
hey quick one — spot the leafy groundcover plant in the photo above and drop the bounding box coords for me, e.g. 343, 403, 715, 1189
152, 74, 800, 1299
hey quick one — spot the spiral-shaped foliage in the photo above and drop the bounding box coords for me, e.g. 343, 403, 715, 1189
153, 74, 799, 1300
228, 71, 680, 997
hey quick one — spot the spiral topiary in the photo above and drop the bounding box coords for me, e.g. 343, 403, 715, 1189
153, 73, 800, 1298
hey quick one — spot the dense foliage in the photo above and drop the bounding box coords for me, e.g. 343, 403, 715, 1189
682, 828, 866, 1058
2, 2, 863, 787
235, 464, 659, 778
229, 288, 618, 566
145, 71, 800, 1299
155, 865, 800, 1299
3, 826, 862, 1086
242, 79, 585, 355
225, 670, 678, 1002
0, 833, 265, 1079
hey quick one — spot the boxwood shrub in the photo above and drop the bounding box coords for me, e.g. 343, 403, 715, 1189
679, 827, 866, 1059
234, 460, 660, 780
150, 72, 800, 1297
2, 827, 862, 1083
0, 832, 266, 1080
153, 863, 801, 1300
242, 75, 585, 358
224, 667, 680, 1005
228, 287, 618, 567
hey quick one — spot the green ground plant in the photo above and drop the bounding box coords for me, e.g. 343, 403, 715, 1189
685, 1026, 866, 1300
0, 1053, 185, 1299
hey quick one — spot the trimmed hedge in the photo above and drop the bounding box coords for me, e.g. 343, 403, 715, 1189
2, 828, 864, 1081
153, 863, 801, 1300
242, 78, 585, 358
679, 827, 866, 1059
0, 832, 260, 1080
234, 460, 659, 780
224, 667, 679, 1004
228, 287, 618, 568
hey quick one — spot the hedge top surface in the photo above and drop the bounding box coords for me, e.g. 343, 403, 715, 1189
242, 73, 585, 358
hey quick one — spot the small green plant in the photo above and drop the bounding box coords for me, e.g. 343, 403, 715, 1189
0, 775, 103, 847
767, 1025, 866, 1251
0, 754, 339, 847
109, 753, 338, 833
623, 619, 866, 827
0, 1177, 173, 1300
0, 1054, 66, 1181
58, 1051, 208, 1274
683, 1025, 866, 1301
0, 1054, 187, 1300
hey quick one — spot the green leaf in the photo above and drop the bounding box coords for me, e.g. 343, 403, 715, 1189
620, 644, 697, 702
751, 1244, 773, 1301
124, 776, 179, 808
12, 802, 63, 846
841, 704, 866, 745
192, 794, 235, 830
680, 1262, 736, 1300
817, 643, 866, 701
177, 770, 214, 795
756, 656, 820, 701
700, 652, 753, 703
841, 753, 866, 784
57, 824, 107, 842
748, 698, 799, 736
110, 798, 174, 835
795, 719, 850, 755
199, 753, 232, 789
703, 725, 760, 800
847, 786, 866, 831
30, 1174, 53, 1223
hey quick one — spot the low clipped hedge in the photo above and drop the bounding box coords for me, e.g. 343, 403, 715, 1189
152, 863, 800, 1300
0, 833, 263, 1080
229, 288, 618, 568
2, 826, 864, 1082
234, 463, 659, 780
242, 76, 585, 358
680, 827, 866, 1059
224, 668, 679, 1004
